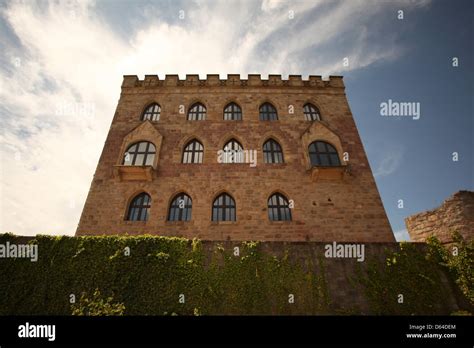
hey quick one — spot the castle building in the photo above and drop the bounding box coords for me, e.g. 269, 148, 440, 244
75, 74, 395, 242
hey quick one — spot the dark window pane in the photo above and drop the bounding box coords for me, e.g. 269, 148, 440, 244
268, 193, 292, 221
263, 139, 284, 164
308, 141, 340, 167
330, 154, 340, 165
126, 193, 151, 221
319, 154, 330, 166
167, 194, 192, 221
212, 193, 236, 221
259, 103, 278, 121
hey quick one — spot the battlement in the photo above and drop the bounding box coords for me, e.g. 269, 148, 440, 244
122, 74, 345, 89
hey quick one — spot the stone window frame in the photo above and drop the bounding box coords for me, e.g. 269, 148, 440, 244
301, 122, 347, 171
219, 134, 247, 150
300, 122, 349, 181
114, 121, 164, 181
116, 121, 163, 170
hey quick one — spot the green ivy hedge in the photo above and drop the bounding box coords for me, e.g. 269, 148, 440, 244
0, 234, 329, 315
0, 233, 471, 315
355, 232, 473, 315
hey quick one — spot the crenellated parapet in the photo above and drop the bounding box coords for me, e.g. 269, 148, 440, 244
122, 74, 345, 89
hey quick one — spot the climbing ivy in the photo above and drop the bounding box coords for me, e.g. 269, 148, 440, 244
425, 232, 473, 304
355, 232, 473, 315
0, 232, 470, 315
71, 289, 125, 316
0, 234, 329, 315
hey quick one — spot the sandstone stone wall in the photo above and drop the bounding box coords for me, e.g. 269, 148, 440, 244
405, 190, 474, 243
76, 74, 394, 242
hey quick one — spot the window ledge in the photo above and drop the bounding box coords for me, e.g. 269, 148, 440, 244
310, 165, 349, 182
268, 220, 293, 224
210, 221, 238, 225
114, 165, 154, 181
263, 163, 287, 166
165, 221, 192, 225
123, 220, 147, 225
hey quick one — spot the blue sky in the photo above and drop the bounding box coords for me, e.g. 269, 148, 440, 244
0, 0, 472, 239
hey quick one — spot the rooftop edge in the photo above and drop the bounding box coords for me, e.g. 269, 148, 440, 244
121, 74, 345, 88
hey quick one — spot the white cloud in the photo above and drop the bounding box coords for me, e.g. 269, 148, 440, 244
374, 148, 404, 179
394, 228, 411, 242
0, 0, 430, 235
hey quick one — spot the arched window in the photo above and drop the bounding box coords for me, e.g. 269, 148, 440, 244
303, 103, 321, 121
182, 139, 203, 164
168, 193, 192, 221
268, 193, 292, 221
223, 102, 242, 120
141, 103, 161, 121
222, 139, 244, 163
212, 193, 236, 221
263, 139, 284, 163
308, 141, 341, 166
187, 103, 206, 120
123, 141, 156, 166
126, 192, 151, 221
259, 102, 278, 121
